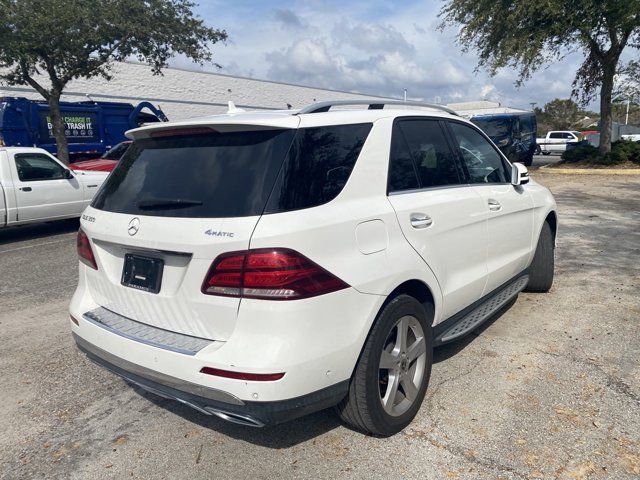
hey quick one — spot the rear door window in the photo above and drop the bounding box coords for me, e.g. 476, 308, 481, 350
388, 126, 420, 192
388, 119, 461, 192
265, 123, 372, 213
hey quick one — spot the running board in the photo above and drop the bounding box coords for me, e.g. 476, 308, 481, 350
434, 275, 529, 345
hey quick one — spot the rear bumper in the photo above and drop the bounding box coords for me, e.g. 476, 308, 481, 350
74, 333, 348, 427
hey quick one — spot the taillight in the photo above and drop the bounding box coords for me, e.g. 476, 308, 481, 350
77, 228, 97, 270
201, 248, 349, 300
200, 367, 284, 381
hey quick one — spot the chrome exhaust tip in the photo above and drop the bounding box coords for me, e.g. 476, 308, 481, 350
204, 407, 265, 427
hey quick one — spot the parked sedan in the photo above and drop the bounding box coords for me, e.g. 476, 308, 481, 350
71, 141, 131, 173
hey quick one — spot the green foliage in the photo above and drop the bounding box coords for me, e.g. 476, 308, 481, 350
439, 0, 640, 155
536, 99, 582, 131
534, 98, 597, 135
610, 140, 640, 164
439, 1, 640, 103
561, 141, 640, 165
615, 60, 640, 101
0, 0, 226, 162
561, 145, 601, 163
0, 0, 227, 87
612, 100, 640, 125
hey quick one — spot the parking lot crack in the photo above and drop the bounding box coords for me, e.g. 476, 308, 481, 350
534, 348, 640, 406
425, 435, 529, 479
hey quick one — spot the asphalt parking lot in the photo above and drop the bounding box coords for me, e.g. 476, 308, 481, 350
1, 171, 638, 480
532, 154, 562, 168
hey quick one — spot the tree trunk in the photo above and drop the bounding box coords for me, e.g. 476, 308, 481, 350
47, 91, 70, 164
598, 62, 615, 155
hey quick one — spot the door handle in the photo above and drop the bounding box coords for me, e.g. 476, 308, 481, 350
488, 199, 502, 212
20, 187, 32, 192
410, 213, 433, 229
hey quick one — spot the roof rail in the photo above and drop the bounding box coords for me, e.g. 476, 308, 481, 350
296, 99, 459, 116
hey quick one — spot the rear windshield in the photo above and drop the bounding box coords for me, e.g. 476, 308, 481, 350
91, 123, 372, 218
102, 141, 130, 160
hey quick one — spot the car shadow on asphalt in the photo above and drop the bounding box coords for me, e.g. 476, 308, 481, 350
135, 387, 344, 448
0, 218, 79, 246
133, 297, 519, 447
433, 296, 518, 364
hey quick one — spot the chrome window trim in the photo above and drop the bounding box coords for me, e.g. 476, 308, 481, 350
388, 184, 473, 196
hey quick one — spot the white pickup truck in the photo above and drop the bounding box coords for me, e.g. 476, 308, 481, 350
621, 134, 640, 142
0, 147, 109, 228
536, 131, 583, 155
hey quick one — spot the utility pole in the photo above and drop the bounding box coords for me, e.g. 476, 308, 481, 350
625, 99, 630, 125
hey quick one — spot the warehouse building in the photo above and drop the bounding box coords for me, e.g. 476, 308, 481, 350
0, 61, 394, 121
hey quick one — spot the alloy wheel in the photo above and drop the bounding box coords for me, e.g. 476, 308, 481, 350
378, 315, 427, 417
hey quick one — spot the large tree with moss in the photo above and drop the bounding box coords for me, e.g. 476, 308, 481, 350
0, 0, 226, 163
440, 1, 640, 154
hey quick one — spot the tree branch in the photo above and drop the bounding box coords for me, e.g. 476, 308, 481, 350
62, 35, 130, 84
18, 60, 50, 100
43, 56, 64, 92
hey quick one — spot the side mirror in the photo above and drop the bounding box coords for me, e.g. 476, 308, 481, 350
511, 162, 529, 186
63, 169, 74, 179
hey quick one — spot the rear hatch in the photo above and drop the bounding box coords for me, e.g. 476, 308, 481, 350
82, 118, 299, 341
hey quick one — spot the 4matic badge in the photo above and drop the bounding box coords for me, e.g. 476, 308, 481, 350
205, 230, 234, 238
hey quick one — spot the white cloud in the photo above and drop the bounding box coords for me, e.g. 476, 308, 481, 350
192, 2, 591, 109
332, 20, 415, 55
265, 36, 468, 99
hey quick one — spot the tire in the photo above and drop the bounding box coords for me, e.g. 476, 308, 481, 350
542, 151, 551, 156
535, 145, 541, 155
525, 222, 555, 292
336, 294, 433, 436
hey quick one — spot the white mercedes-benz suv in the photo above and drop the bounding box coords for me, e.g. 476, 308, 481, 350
70, 100, 557, 436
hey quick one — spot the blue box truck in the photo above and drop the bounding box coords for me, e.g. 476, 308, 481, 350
470, 111, 538, 166
0, 97, 167, 161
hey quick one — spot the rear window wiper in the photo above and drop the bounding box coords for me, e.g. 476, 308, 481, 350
137, 198, 204, 210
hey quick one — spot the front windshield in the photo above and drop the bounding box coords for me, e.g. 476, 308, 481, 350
471, 118, 512, 139
102, 142, 130, 160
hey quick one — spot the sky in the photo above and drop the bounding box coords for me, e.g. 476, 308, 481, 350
176, 0, 591, 110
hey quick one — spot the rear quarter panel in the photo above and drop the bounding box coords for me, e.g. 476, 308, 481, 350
248, 117, 444, 325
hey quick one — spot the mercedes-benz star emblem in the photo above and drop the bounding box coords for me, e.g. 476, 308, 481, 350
128, 217, 140, 236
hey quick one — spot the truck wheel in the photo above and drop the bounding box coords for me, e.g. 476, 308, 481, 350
542, 151, 551, 156
525, 222, 554, 293
336, 294, 432, 436
535, 145, 541, 155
